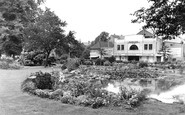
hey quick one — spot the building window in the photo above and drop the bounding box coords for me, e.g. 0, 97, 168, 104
149, 44, 152, 50
144, 44, 148, 50
121, 45, 124, 50
117, 45, 120, 50
130, 45, 138, 50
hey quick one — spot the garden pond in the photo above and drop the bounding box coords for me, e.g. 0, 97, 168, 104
105, 68, 185, 104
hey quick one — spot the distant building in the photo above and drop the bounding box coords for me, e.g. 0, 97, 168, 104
90, 30, 185, 62
164, 38, 185, 61
112, 30, 162, 62
90, 41, 114, 59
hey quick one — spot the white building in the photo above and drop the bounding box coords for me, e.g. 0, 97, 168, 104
112, 32, 162, 62
90, 30, 185, 62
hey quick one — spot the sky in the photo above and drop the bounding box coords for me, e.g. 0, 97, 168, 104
43, 0, 150, 42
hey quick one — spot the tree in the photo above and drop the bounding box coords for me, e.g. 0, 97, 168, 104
132, 0, 185, 40
99, 48, 107, 59
0, 0, 45, 56
1, 35, 22, 57
94, 31, 109, 44
24, 8, 67, 66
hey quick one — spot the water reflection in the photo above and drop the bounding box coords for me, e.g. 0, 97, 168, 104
104, 76, 184, 104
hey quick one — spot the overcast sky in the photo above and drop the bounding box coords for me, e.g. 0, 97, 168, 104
43, 0, 150, 42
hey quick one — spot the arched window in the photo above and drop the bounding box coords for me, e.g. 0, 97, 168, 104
130, 45, 138, 50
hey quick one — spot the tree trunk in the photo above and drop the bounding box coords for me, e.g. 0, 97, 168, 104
45, 52, 50, 67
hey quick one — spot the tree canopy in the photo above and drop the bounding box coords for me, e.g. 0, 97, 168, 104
132, 0, 185, 40
0, 0, 45, 56
24, 8, 67, 65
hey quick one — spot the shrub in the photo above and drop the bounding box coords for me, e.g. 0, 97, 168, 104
115, 60, 123, 63
21, 78, 36, 93
24, 60, 35, 66
34, 72, 54, 89
66, 58, 80, 71
95, 58, 105, 65
105, 56, 116, 63
34, 89, 51, 98
0, 59, 22, 69
139, 62, 148, 68
60, 54, 69, 60
33, 54, 45, 65
104, 61, 111, 66
83, 60, 93, 65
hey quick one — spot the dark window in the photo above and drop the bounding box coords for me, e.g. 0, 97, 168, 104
144, 44, 148, 50
149, 44, 152, 50
121, 45, 124, 50
130, 45, 138, 50
117, 45, 120, 50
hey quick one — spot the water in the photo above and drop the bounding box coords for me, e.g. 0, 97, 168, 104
149, 84, 185, 103
104, 76, 185, 104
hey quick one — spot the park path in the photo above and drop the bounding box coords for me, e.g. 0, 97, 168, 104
0, 67, 133, 115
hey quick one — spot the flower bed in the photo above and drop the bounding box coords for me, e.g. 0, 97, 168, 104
21, 65, 160, 109
0, 58, 22, 69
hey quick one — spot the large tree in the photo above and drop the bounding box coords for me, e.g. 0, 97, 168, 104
24, 8, 66, 66
62, 31, 85, 58
132, 0, 185, 40
0, 0, 44, 57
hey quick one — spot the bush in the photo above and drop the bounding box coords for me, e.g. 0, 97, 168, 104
83, 60, 93, 65
34, 72, 54, 89
65, 58, 81, 71
24, 60, 35, 66
33, 54, 45, 65
106, 56, 116, 63
139, 62, 148, 68
0, 59, 22, 69
115, 60, 123, 63
21, 78, 36, 93
104, 61, 111, 66
60, 54, 69, 60
95, 58, 105, 65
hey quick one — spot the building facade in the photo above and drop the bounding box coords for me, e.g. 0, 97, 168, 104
90, 41, 114, 59
90, 30, 185, 62
112, 34, 162, 62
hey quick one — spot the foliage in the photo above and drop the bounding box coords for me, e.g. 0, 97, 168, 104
1, 35, 22, 57
33, 71, 55, 89
22, 65, 157, 109
0, 58, 22, 69
139, 61, 148, 68
132, 0, 185, 39
94, 32, 109, 44
24, 8, 67, 66
81, 48, 90, 59
106, 56, 116, 63
62, 31, 85, 58
104, 60, 111, 66
82, 60, 93, 65
65, 58, 80, 71
95, 58, 106, 65
21, 78, 36, 93
157, 78, 182, 91
60, 54, 69, 60
0, 0, 44, 56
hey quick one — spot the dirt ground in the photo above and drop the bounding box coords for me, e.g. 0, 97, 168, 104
0, 66, 185, 115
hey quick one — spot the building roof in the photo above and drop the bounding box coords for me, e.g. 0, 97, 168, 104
137, 29, 154, 37
90, 41, 114, 49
